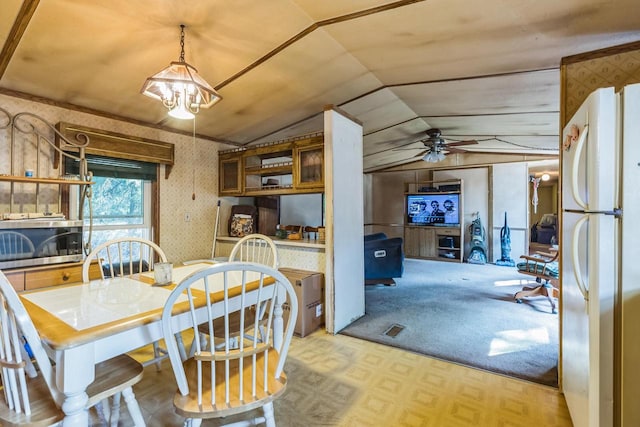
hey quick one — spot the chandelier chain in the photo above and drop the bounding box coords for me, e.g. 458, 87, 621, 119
179, 24, 186, 62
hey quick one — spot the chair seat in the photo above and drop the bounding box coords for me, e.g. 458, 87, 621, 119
86, 354, 145, 407
0, 354, 143, 427
0, 375, 63, 427
174, 348, 287, 419
516, 260, 559, 278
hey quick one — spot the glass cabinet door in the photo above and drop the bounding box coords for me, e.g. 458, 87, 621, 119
219, 156, 242, 195
294, 145, 323, 189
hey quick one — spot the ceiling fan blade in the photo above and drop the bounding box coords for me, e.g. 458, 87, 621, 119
393, 146, 429, 151
414, 149, 428, 157
446, 139, 478, 147
444, 146, 466, 154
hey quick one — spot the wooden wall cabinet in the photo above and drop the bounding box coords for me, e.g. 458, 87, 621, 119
294, 143, 324, 189
218, 152, 244, 196
404, 226, 462, 262
217, 133, 324, 196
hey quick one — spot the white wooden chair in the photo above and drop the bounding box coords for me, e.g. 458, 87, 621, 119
82, 237, 186, 367
0, 231, 35, 262
189, 234, 279, 356
161, 262, 298, 427
0, 270, 145, 426
229, 233, 279, 268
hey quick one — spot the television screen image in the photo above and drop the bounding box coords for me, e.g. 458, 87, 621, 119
406, 193, 460, 226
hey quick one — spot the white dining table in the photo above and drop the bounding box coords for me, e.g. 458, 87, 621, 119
20, 262, 282, 426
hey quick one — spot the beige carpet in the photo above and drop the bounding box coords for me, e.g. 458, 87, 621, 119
342, 258, 559, 386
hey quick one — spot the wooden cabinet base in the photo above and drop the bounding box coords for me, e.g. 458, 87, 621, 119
6, 261, 102, 291
404, 226, 463, 263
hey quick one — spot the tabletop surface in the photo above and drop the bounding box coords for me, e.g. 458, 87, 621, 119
20, 262, 272, 349
22, 276, 187, 331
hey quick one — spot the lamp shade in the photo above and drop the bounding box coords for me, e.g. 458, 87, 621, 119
140, 25, 221, 119
423, 150, 446, 163
141, 61, 221, 119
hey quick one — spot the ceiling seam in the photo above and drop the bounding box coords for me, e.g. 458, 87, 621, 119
215, 0, 426, 91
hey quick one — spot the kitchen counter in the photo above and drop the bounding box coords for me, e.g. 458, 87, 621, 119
215, 236, 325, 272
216, 235, 325, 249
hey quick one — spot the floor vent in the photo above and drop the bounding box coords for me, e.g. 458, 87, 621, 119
383, 324, 405, 337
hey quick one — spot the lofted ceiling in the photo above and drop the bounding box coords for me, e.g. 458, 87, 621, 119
1, 0, 639, 172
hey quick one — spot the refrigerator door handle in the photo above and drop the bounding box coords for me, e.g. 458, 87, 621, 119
571, 121, 590, 210
571, 214, 590, 302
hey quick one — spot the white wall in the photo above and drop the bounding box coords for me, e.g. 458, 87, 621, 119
324, 108, 364, 333
491, 163, 529, 263
280, 193, 324, 227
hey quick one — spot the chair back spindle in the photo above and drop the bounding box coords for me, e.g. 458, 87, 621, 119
82, 237, 167, 282
229, 233, 279, 268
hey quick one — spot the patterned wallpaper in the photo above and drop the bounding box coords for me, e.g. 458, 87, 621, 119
0, 93, 226, 264
563, 48, 640, 126
216, 240, 326, 272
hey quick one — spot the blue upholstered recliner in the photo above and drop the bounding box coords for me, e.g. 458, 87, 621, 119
364, 233, 404, 284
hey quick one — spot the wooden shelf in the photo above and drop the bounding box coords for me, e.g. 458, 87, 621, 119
0, 175, 93, 185
244, 164, 293, 176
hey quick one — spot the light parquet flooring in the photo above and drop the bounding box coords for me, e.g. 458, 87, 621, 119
111, 330, 573, 427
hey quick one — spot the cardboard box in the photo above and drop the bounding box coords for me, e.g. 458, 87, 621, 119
279, 268, 324, 337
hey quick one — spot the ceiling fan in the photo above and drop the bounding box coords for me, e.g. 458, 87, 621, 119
416, 129, 479, 162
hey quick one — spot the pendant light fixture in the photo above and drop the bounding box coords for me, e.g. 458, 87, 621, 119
141, 25, 221, 120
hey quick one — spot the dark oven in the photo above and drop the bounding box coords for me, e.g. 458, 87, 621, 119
0, 220, 84, 269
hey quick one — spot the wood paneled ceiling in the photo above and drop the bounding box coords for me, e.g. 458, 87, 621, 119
1, 0, 639, 172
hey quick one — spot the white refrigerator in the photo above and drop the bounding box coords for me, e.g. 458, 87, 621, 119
561, 83, 640, 427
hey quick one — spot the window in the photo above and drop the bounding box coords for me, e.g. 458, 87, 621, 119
67, 155, 157, 252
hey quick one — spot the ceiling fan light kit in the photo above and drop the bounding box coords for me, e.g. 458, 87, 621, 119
422, 150, 446, 163
418, 128, 478, 162
141, 25, 221, 120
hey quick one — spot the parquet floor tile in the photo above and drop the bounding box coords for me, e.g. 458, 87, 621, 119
104, 330, 572, 426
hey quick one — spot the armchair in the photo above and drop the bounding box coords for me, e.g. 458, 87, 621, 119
533, 213, 558, 244
364, 233, 404, 285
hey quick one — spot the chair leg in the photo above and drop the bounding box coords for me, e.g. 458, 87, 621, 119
514, 281, 558, 314
152, 341, 166, 371
263, 401, 276, 427
189, 332, 208, 358
175, 332, 187, 361
121, 386, 146, 427
94, 399, 110, 424
109, 392, 121, 427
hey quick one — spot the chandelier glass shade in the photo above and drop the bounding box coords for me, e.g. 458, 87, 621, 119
141, 25, 221, 119
422, 149, 446, 163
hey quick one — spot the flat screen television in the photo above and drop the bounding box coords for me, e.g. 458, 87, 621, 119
406, 193, 460, 226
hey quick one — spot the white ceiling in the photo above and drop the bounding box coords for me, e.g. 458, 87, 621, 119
1, 0, 639, 172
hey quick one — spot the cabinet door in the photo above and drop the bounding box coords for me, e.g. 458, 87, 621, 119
419, 228, 437, 258
219, 155, 243, 195
404, 227, 437, 258
294, 144, 323, 189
